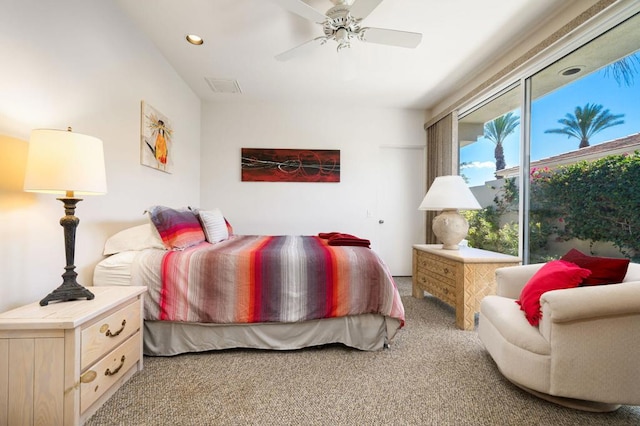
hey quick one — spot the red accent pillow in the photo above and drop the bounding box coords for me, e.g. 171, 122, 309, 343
560, 248, 630, 286
224, 217, 234, 236
516, 260, 591, 326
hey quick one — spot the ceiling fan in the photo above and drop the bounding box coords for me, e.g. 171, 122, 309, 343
272, 0, 423, 61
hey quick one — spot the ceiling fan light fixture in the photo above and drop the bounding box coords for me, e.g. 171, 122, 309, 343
273, 0, 422, 60
335, 28, 351, 50
186, 34, 204, 45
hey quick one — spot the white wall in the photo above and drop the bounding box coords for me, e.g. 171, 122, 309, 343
0, 1, 201, 312
200, 101, 425, 248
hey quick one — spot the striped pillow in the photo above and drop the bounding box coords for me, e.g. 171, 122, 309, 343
147, 206, 206, 250
197, 208, 229, 243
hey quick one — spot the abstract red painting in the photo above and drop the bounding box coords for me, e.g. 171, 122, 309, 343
241, 148, 340, 182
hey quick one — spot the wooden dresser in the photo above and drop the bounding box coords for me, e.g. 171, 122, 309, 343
412, 244, 520, 330
0, 286, 146, 426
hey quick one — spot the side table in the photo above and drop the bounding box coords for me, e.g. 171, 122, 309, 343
412, 244, 520, 330
0, 286, 147, 426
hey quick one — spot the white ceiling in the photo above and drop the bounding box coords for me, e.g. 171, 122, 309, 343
114, 0, 571, 110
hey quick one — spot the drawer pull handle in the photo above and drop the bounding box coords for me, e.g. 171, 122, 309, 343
105, 355, 126, 376
443, 268, 449, 274
106, 319, 127, 337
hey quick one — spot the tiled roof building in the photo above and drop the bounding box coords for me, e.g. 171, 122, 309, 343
497, 132, 640, 178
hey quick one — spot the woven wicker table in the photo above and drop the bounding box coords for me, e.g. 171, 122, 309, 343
412, 244, 520, 330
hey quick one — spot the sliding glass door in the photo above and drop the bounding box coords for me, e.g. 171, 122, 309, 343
458, 10, 640, 263
527, 12, 640, 262
458, 85, 521, 256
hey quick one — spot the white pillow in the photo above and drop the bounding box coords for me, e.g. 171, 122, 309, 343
198, 208, 229, 243
103, 224, 165, 255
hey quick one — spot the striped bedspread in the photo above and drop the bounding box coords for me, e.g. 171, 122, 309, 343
141, 235, 405, 326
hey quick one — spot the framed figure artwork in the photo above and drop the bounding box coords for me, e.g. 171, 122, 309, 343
141, 101, 173, 173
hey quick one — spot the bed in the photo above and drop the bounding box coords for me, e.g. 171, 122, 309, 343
93, 206, 405, 355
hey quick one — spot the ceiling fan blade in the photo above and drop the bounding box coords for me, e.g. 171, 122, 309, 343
275, 37, 325, 61
270, 0, 328, 23
361, 27, 422, 48
349, 0, 384, 20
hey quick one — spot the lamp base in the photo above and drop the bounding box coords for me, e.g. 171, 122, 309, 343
39, 280, 95, 306
432, 209, 469, 250
39, 196, 95, 306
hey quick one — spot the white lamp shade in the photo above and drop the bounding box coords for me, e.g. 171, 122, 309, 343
24, 129, 107, 195
418, 175, 481, 211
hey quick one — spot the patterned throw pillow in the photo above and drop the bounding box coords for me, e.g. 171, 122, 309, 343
147, 206, 206, 250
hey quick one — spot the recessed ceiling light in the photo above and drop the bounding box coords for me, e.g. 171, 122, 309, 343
559, 65, 585, 76
186, 34, 204, 45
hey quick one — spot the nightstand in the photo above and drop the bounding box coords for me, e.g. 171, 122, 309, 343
0, 286, 146, 426
412, 244, 520, 330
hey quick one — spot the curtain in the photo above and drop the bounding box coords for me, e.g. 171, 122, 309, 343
424, 112, 457, 243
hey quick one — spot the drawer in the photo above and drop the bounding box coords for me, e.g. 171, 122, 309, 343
416, 254, 458, 283
80, 331, 141, 413
81, 299, 140, 370
415, 272, 456, 306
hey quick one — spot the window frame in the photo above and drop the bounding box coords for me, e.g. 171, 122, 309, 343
455, 2, 640, 262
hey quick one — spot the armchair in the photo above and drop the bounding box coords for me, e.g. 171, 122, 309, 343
478, 262, 640, 411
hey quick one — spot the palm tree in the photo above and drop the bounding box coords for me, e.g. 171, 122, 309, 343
602, 53, 640, 87
484, 112, 519, 173
544, 103, 624, 148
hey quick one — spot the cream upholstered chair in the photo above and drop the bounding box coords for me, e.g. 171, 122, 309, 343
478, 262, 640, 412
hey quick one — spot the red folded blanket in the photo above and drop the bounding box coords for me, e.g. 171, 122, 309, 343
329, 237, 370, 247
318, 232, 340, 239
318, 232, 370, 248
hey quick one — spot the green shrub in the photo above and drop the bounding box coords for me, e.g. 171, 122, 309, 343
464, 178, 519, 256
534, 151, 640, 260
466, 151, 639, 261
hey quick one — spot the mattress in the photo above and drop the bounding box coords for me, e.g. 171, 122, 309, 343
93, 250, 140, 287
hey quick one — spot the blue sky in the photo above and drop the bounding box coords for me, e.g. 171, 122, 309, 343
460, 61, 640, 187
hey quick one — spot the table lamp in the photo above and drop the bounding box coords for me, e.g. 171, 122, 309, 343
24, 127, 107, 306
418, 175, 481, 250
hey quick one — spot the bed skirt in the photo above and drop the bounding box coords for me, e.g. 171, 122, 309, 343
143, 314, 401, 355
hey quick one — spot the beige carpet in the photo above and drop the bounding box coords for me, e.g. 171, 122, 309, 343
86, 277, 640, 425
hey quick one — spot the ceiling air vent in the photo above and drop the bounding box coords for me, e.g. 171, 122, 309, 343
205, 78, 242, 94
